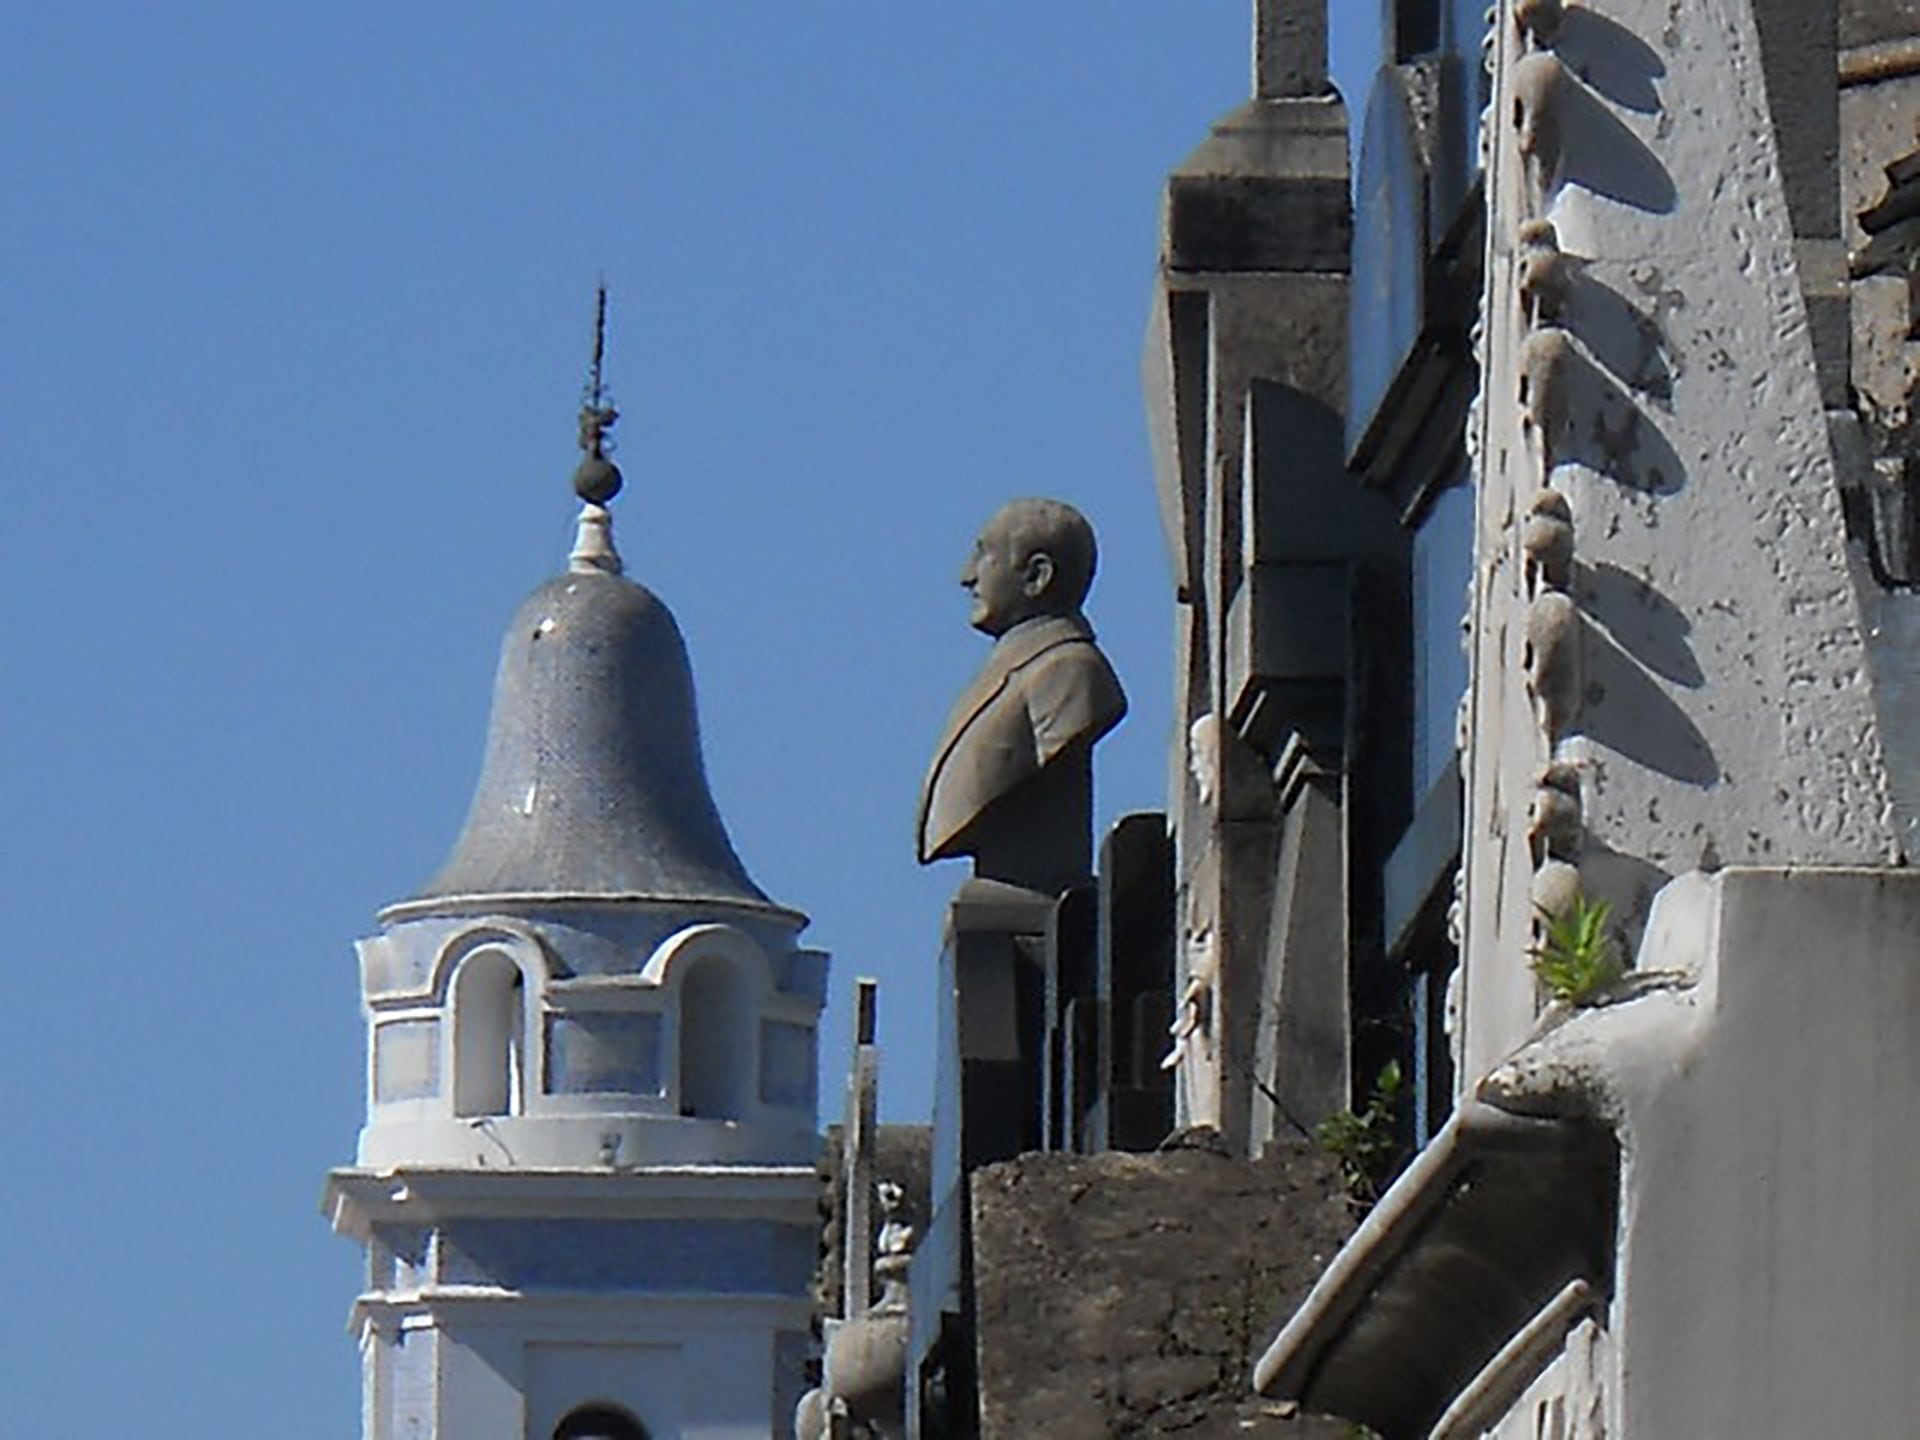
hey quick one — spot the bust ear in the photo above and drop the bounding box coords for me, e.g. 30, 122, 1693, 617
1021, 550, 1056, 599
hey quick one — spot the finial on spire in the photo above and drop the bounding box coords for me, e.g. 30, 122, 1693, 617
572, 282, 623, 506
1253, 0, 1328, 100
570, 282, 625, 576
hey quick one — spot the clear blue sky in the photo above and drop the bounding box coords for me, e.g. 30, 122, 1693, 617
0, 6, 1379, 1434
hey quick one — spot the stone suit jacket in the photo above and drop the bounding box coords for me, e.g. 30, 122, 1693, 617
917, 612, 1127, 863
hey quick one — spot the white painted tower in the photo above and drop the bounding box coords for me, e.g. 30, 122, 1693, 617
325, 351, 826, 1440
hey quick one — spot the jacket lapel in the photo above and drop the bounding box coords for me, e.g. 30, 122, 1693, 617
921, 614, 1094, 822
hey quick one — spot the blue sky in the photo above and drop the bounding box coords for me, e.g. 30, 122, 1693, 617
0, 6, 1379, 1433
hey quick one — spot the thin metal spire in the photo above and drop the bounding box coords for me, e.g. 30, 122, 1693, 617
570, 282, 625, 574
572, 281, 623, 507
577, 282, 620, 466
588, 282, 608, 403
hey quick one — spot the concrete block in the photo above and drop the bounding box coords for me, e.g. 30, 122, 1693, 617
969, 1143, 1354, 1438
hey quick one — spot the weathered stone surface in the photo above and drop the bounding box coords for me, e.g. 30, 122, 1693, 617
1461, 0, 1905, 1083
1752, 0, 1840, 241
969, 1141, 1354, 1438
1164, 174, 1351, 274
1255, 0, 1328, 100
1841, 0, 1920, 50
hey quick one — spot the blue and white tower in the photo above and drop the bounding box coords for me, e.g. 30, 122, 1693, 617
326, 339, 826, 1439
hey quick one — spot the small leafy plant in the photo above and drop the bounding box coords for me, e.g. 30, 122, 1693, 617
1316, 1060, 1404, 1204
1531, 894, 1623, 1004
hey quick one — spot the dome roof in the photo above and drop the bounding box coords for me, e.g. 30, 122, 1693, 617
409, 561, 780, 913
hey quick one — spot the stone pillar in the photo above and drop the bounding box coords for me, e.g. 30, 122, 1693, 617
1146, 1, 1363, 1156
1254, 0, 1329, 99
841, 979, 880, 1318
1092, 813, 1175, 1152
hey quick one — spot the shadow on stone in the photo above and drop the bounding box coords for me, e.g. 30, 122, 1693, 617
1556, 7, 1666, 116
1555, 73, 1676, 215
1579, 561, 1703, 690
1567, 268, 1674, 404
1579, 840, 1676, 953
1549, 342, 1686, 497
1578, 619, 1720, 788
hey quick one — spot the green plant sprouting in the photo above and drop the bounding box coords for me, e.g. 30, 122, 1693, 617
1315, 1060, 1403, 1203
1531, 892, 1623, 1004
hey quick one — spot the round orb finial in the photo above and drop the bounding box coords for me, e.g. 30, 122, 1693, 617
573, 452, 623, 505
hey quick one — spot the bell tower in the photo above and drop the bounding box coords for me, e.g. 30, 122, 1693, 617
325, 300, 826, 1439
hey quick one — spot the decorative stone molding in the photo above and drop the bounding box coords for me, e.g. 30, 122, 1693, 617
639, 921, 775, 991
1511, 52, 1571, 211
1523, 590, 1581, 742
427, 919, 557, 1001
1528, 763, 1584, 866
1518, 327, 1578, 473
1530, 858, 1584, 924
1521, 488, 1575, 595
1514, 0, 1565, 50
1518, 220, 1570, 328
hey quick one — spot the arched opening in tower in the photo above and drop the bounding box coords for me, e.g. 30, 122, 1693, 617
452, 950, 527, 1118
678, 953, 751, 1120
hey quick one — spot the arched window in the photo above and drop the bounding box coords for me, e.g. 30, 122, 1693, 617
452, 950, 526, 1118
553, 1402, 649, 1440
679, 952, 752, 1120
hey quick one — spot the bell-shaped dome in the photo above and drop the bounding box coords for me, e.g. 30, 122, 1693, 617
411, 555, 775, 911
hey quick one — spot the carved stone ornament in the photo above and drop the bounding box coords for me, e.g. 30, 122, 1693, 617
1162, 894, 1219, 1073
797, 1184, 917, 1440
1519, 327, 1579, 475
1187, 711, 1277, 822
1522, 487, 1576, 595
1532, 857, 1584, 924
1518, 219, 1571, 328
1515, 0, 1566, 48
1525, 590, 1582, 741
1511, 52, 1571, 211
1528, 762, 1584, 863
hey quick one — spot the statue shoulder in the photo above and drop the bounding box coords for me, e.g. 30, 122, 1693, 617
1018, 631, 1126, 763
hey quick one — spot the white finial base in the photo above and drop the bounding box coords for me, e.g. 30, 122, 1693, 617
569, 503, 624, 576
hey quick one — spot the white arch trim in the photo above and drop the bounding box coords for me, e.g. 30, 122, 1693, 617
639, 922, 775, 992
429, 920, 557, 1001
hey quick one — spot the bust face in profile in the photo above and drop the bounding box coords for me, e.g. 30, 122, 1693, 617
959, 498, 1099, 637
917, 498, 1126, 893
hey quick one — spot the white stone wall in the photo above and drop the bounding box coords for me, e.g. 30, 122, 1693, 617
354, 914, 823, 1170
1478, 867, 1920, 1435
363, 1300, 802, 1439
1461, 0, 1898, 1082
335, 904, 826, 1438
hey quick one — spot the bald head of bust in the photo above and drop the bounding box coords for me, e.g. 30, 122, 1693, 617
959, 498, 1099, 637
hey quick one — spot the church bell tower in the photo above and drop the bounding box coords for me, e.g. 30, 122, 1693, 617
325, 304, 826, 1439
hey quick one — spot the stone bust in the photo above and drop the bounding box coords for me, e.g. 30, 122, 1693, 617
917, 498, 1127, 895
